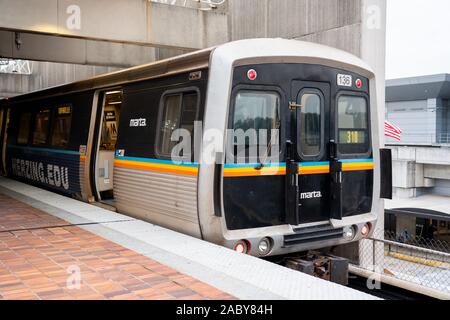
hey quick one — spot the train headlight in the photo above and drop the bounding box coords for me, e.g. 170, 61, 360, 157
343, 226, 356, 241
258, 238, 272, 255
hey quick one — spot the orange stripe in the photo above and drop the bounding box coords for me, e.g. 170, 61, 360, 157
114, 161, 198, 177
343, 165, 374, 172
299, 169, 330, 175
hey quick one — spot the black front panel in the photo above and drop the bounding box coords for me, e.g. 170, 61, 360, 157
298, 174, 331, 223
380, 148, 393, 200
223, 176, 285, 230
342, 171, 373, 216
223, 63, 373, 231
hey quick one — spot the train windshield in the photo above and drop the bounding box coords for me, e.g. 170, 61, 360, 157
232, 90, 280, 162
337, 95, 369, 154
233, 91, 280, 133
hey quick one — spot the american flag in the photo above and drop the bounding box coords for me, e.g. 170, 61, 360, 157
385, 120, 402, 141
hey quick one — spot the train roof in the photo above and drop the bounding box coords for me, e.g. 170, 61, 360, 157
0, 47, 213, 105
213, 38, 374, 77
1, 38, 374, 106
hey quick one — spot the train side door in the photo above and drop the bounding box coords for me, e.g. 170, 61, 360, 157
289, 81, 332, 225
93, 90, 122, 203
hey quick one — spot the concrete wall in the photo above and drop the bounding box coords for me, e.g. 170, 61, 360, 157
229, 0, 363, 56
1, 0, 387, 98
447, 100, 450, 134
0, 62, 119, 98
389, 146, 450, 199
434, 180, 450, 197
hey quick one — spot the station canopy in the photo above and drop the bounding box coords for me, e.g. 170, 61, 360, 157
386, 195, 450, 221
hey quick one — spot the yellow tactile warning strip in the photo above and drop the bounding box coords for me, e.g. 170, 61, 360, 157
0, 193, 235, 300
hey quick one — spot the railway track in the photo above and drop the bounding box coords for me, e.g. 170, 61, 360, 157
347, 274, 436, 300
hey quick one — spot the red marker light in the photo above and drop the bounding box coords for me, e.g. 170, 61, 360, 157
234, 240, 250, 254
355, 79, 363, 89
234, 243, 246, 253
361, 223, 371, 237
247, 69, 257, 81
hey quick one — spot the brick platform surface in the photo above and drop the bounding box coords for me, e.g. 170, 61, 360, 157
0, 193, 235, 300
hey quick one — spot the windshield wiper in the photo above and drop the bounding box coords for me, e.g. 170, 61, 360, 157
255, 120, 281, 171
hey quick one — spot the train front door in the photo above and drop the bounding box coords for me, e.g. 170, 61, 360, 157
286, 81, 333, 225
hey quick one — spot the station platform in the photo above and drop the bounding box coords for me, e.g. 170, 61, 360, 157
0, 177, 377, 300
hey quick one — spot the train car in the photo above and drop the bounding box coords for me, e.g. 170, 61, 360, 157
385, 208, 450, 244
0, 39, 392, 257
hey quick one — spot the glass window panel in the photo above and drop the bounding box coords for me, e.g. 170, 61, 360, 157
159, 95, 182, 156
51, 106, 72, 147
17, 112, 32, 144
158, 92, 199, 158
180, 93, 198, 134
32, 109, 51, 145
300, 93, 322, 156
338, 96, 368, 131
338, 95, 369, 153
233, 91, 280, 147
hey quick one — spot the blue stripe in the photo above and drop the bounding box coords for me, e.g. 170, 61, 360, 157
224, 159, 374, 169
8, 145, 80, 156
298, 161, 329, 167
340, 159, 374, 164
115, 156, 199, 168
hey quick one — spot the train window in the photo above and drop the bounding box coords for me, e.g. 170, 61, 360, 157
17, 112, 32, 144
299, 91, 323, 157
157, 91, 200, 159
337, 95, 369, 154
180, 93, 198, 133
51, 105, 72, 147
32, 109, 51, 145
158, 94, 182, 157
157, 90, 200, 158
232, 91, 280, 160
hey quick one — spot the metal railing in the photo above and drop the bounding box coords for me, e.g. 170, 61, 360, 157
354, 231, 450, 295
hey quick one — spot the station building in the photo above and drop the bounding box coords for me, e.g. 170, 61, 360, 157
385, 74, 450, 240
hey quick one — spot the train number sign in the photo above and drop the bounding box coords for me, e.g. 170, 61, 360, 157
337, 74, 353, 87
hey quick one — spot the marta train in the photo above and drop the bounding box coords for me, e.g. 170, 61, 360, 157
0, 39, 392, 257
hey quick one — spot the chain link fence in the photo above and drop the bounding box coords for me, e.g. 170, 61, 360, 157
384, 230, 450, 254
355, 231, 450, 294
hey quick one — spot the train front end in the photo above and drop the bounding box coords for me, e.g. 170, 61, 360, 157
199, 39, 387, 257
